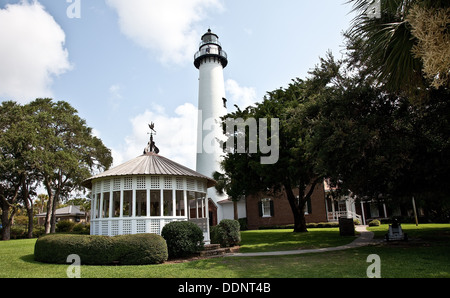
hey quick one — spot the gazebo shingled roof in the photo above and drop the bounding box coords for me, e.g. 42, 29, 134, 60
82, 152, 216, 189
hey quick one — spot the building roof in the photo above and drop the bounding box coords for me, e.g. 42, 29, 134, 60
82, 152, 216, 189
35, 205, 85, 218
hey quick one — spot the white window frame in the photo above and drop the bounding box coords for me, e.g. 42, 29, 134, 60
296, 196, 310, 215
261, 198, 272, 218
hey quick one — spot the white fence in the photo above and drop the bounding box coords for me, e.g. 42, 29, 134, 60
327, 211, 362, 223
91, 217, 210, 242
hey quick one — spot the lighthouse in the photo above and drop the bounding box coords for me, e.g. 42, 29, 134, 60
194, 29, 229, 224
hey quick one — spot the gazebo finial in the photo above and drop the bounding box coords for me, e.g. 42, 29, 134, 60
144, 122, 160, 154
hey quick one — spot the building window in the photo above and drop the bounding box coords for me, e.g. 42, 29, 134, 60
123, 190, 132, 217
103, 192, 110, 218
222, 97, 227, 108
259, 198, 274, 218
136, 190, 147, 217
297, 196, 312, 215
113, 191, 121, 218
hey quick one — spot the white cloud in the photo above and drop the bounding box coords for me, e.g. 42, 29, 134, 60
112, 102, 199, 169
107, 84, 124, 111
105, 0, 223, 65
0, 1, 72, 103
225, 79, 258, 110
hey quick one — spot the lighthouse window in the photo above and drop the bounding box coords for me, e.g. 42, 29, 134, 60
223, 97, 227, 108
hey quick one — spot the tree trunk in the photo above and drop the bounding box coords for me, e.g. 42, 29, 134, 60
233, 200, 238, 220
1, 203, 11, 241
1, 200, 18, 241
284, 184, 308, 233
22, 179, 34, 239
24, 193, 34, 239
1, 176, 24, 240
283, 178, 321, 233
50, 192, 58, 233
44, 178, 54, 234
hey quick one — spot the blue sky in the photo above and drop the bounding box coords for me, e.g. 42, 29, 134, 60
0, 0, 355, 170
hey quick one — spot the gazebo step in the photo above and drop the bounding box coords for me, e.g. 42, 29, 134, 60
200, 245, 240, 257
200, 248, 227, 257
203, 244, 221, 251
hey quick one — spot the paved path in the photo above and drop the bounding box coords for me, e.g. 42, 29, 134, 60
225, 225, 376, 257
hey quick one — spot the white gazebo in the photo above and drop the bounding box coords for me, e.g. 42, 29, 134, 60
82, 127, 215, 242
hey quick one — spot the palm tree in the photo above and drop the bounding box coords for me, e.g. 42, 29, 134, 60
346, 0, 449, 98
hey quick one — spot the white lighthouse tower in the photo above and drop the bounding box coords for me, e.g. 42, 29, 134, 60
194, 29, 229, 224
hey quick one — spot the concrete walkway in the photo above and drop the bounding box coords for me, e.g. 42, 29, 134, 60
225, 225, 376, 257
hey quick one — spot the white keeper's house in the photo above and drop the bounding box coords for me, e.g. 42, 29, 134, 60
82, 130, 215, 243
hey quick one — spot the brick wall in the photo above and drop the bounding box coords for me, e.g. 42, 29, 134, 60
245, 182, 327, 230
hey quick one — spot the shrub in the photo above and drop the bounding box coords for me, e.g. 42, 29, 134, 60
72, 223, 90, 235
56, 220, 76, 233
238, 218, 248, 231
161, 221, 204, 259
369, 219, 381, 226
210, 226, 222, 245
211, 219, 241, 248
10, 226, 26, 239
114, 234, 168, 265
34, 233, 168, 265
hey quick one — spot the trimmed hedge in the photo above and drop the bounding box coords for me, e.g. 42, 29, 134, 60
161, 221, 204, 259
368, 219, 381, 226
34, 233, 168, 265
211, 219, 241, 248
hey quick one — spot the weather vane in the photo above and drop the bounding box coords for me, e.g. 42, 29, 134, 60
144, 122, 160, 154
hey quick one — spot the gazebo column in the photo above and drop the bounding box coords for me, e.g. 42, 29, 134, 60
91, 195, 96, 220
132, 189, 136, 217
172, 178, 176, 217
184, 190, 188, 220
202, 197, 205, 218
160, 188, 164, 217
195, 196, 199, 219
109, 192, 113, 218
119, 190, 124, 217
119, 189, 124, 235
99, 192, 104, 219
146, 188, 151, 217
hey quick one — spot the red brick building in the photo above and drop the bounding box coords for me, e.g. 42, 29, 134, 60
244, 181, 328, 230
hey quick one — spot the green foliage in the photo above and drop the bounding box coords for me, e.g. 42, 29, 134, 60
211, 219, 241, 248
34, 233, 167, 265
368, 219, 381, 227
113, 234, 168, 265
56, 220, 76, 233
161, 221, 204, 259
258, 222, 340, 230
34, 234, 116, 265
347, 0, 450, 99
72, 223, 90, 235
238, 218, 248, 231
1, 224, 449, 278
216, 76, 328, 233
1, 98, 113, 239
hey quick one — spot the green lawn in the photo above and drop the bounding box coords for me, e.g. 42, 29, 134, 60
239, 227, 356, 253
0, 224, 449, 278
